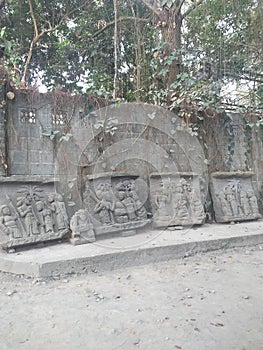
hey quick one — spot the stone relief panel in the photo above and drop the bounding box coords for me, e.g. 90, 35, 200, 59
70, 209, 95, 245
210, 172, 261, 223
71, 173, 150, 243
150, 173, 205, 228
0, 185, 69, 250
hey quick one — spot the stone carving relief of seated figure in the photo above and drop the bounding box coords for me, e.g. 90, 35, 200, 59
115, 180, 147, 222
84, 177, 148, 229
93, 183, 115, 225
126, 180, 147, 220
70, 209, 95, 245
114, 189, 129, 224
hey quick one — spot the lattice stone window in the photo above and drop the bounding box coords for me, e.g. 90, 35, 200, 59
20, 110, 36, 124
52, 111, 67, 126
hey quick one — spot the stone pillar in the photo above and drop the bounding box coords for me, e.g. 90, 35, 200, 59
0, 68, 7, 176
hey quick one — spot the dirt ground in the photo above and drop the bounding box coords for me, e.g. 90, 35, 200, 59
0, 245, 262, 350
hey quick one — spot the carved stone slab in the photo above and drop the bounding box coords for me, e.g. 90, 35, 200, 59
210, 172, 261, 223
150, 173, 205, 228
77, 173, 150, 242
0, 185, 69, 250
70, 209, 96, 245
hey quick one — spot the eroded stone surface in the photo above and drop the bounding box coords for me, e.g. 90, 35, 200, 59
70, 209, 96, 245
0, 185, 69, 249
210, 172, 261, 223
150, 173, 205, 227
75, 173, 150, 242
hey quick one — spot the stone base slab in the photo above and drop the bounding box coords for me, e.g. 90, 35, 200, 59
0, 220, 263, 277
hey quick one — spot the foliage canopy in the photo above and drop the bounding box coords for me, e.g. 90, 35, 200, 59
0, 0, 263, 113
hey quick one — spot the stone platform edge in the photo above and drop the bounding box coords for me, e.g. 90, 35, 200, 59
0, 229, 262, 278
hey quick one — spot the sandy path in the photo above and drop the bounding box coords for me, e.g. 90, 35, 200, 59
0, 246, 262, 350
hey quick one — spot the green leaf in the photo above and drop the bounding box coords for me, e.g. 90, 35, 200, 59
0, 27, 6, 38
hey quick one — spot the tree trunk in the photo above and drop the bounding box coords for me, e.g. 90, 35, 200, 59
160, 7, 182, 104
113, 0, 118, 99
0, 65, 8, 175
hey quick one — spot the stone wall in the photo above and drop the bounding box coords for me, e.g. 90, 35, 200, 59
1, 90, 263, 249
2, 90, 263, 216
7, 92, 54, 175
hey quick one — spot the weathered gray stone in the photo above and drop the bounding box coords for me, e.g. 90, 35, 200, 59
4, 92, 263, 254
70, 209, 96, 245
150, 173, 205, 227
7, 93, 54, 176
1, 221, 263, 277
77, 172, 150, 242
0, 178, 68, 250
210, 172, 261, 223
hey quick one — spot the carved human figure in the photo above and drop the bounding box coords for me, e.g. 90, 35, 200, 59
43, 202, 54, 233
128, 180, 147, 220
217, 192, 231, 217
83, 180, 91, 208
179, 191, 190, 220
35, 200, 46, 234
53, 194, 69, 231
118, 181, 137, 222
224, 185, 238, 216
94, 183, 115, 224
189, 190, 204, 220
17, 195, 40, 236
239, 190, 251, 216
172, 183, 189, 220
0, 205, 22, 239
121, 196, 137, 221
47, 193, 56, 222
233, 181, 244, 216
70, 209, 95, 242
185, 180, 193, 202
180, 178, 188, 194
154, 182, 172, 221
114, 190, 129, 223
246, 190, 259, 215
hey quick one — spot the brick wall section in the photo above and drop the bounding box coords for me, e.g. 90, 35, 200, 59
4, 91, 263, 189
7, 91, 54, 175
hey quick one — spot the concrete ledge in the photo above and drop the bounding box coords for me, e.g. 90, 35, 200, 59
0, 221, 263, 277
0, 175, 58, 183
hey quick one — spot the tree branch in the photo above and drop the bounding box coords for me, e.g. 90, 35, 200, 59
93, 17, 149, 38
182, 0, 205, 19
139, 0, 161, 17
21, 0, 60, 85
176, 0, 186, 15
0, 0, 5, 11
28, 0, 39, 38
